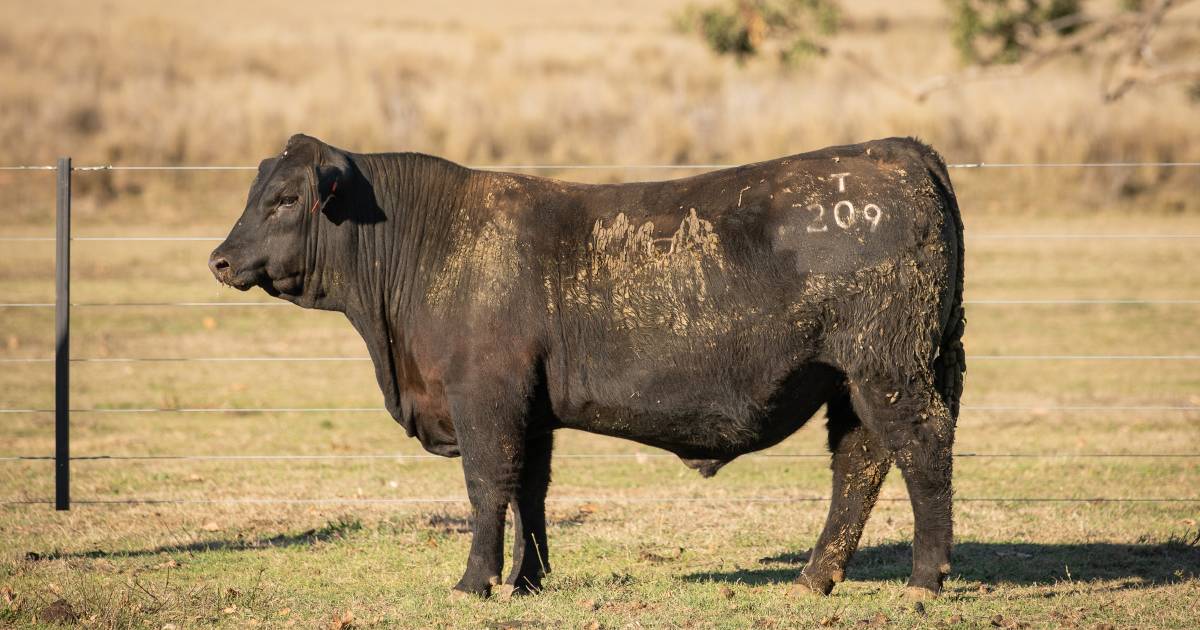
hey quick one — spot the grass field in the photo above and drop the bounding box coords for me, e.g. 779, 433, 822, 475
1, 0, 1199, 627
1, 166, 1198, 628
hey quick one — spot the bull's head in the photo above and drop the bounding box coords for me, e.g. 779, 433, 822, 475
208, 134, 353, 298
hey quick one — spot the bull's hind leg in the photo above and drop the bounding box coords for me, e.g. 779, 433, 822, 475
792, 392, 893, 596
849, 376, 956, 600
502, 431, 553, 596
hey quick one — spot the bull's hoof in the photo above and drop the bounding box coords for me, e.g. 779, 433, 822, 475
448, 587, 483, 601
788, 574, 834, 597
903, 586, 940, 601
451, 576, 498, 599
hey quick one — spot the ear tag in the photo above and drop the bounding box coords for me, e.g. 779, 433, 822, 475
311, 180, 339, 214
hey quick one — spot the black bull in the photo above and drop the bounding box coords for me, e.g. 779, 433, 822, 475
209, 134, 966, 600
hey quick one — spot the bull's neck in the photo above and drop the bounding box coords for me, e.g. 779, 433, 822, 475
322, 152, 476, 325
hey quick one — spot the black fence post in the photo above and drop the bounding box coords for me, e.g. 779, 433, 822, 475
55, 157, 71, 511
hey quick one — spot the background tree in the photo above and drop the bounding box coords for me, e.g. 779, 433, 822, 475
683, 0, 1200, 101
677, 0, 841, 66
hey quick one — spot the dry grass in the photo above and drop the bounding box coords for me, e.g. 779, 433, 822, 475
0, 0, 1198, 226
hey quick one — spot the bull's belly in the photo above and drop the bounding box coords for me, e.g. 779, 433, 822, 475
552, 362, 842, 459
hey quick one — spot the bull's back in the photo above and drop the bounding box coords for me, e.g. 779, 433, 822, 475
552, 137, 951, 319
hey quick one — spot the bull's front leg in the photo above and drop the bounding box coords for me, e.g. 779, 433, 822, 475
450, 395, 528, 598
503, 431, 553, 596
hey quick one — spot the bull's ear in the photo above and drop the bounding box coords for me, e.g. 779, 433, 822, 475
315, 145, 352, 201
284, 134, 354, 215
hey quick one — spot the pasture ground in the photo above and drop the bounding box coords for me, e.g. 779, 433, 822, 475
1, 167, 1199, 628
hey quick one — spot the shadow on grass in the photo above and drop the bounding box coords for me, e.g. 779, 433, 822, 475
31, 510, 589, 562
31, 517, 364, 561
685, 538, 1200, 589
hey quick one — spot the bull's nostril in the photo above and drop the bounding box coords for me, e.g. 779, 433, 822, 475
209, 254, 232, 278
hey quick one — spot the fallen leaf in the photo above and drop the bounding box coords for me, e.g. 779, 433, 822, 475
869, 613, 888, 627
719, 585, 735, 599
1, 585, 14, 604
223, 605, 237, 614
330, 610, 355, 630
947, 614, 963, 625
580, 599, 599, 611
990, 614, 1005, 627
819, 614, 840, 626
583, 622, 601, 630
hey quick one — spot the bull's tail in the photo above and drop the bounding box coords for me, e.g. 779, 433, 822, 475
916, 140, 966, 420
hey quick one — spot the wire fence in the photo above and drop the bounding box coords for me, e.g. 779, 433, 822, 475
3, 353, 1200, 363
3, 451, 1199, 462
1, 159, 1198, 509
4, 160, 1200, 171
6, 496, 1196, 507
1, 403, 1196, 414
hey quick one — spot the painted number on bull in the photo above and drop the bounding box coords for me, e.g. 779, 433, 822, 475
805, 204, 828, 233
802, 201, 883, 233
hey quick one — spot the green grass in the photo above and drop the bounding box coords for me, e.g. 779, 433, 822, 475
2, 198, 1199, 627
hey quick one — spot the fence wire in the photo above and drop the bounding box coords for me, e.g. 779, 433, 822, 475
2, 452, 1198, 462
1, 403, 1194, 414
3, 354, 1199, 364
3, 158, 1199, 510
4, 161, 1200, 172
3, 496, 1197, 507
1, 298, 1197, 308
7, 233, 1200, 242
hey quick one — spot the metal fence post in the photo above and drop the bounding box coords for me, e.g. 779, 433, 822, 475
55, 157, 71, 511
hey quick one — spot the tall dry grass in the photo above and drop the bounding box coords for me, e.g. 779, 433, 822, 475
0, 0, 1196, 225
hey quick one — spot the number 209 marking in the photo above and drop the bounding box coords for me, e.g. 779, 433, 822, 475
805, 201, 883, 233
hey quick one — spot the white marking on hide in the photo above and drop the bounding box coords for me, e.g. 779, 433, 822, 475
831, 172, 850, 193
834, 200, 855, 229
